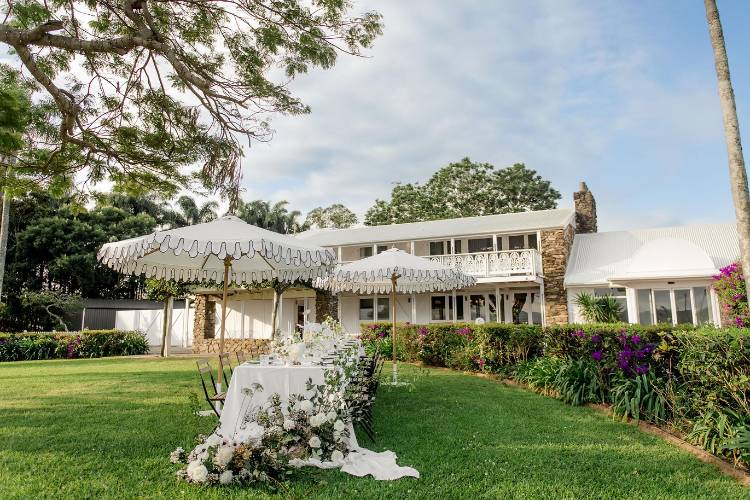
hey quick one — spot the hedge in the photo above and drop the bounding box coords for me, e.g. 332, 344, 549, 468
360, 322, 750, 468
0, 330, 150, 361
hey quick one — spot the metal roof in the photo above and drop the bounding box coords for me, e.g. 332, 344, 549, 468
565, 223, 739, 286
295, 208, 576, 247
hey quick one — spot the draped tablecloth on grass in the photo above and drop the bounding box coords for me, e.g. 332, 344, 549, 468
215, 362, 419, 481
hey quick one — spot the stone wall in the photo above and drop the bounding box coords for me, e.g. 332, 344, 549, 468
315, 289, 339, 322
192, 338, 271, 356
192, 294, 216, 341
573, 181, 597, 234
541, 224, 575, 325
192, 294, 272, 355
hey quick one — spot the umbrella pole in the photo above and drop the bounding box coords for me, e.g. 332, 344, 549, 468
391, 274, 398, 384
217, 258, 231, 403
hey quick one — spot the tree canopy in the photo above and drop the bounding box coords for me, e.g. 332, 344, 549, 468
0, 1, 382, 198
364, 158, 561, 226
304, 203, 357, 229
236, 198, 301, 234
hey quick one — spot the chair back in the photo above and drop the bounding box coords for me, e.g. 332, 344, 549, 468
219, 352, 233, 387
236, 351, 247, 364
196, 358, 217, 396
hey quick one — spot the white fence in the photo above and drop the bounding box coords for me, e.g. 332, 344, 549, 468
115, 303, 194, 347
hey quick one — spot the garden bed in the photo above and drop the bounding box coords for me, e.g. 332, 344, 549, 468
362, 322, 750, 471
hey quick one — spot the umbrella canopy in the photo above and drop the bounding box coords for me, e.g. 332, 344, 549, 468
98, 215, 336, 389
315, 248, 476, 293
316, 248, 475, 384
98, 215, 336, 283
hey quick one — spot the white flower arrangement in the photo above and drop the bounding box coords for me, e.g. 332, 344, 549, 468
172, 372, 353, 487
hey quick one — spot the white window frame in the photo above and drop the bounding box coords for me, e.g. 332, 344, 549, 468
635, 285, 715, 326
358, 295, 390, 322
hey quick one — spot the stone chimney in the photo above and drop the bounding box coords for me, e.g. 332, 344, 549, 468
573, 181, 597, 233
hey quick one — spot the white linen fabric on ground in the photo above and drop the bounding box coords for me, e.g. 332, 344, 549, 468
215, 358, 419, 480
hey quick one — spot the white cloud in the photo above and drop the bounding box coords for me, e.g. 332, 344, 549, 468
233, 0, 728, 229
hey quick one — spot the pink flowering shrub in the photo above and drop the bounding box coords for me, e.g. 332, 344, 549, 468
712, 262, 750, 327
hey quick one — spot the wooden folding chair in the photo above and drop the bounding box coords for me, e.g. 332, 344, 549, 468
219, 352, 233, 387
235, 351, 247, 364
196, 358, 225, 418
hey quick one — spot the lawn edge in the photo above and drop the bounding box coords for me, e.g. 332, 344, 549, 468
407, 362, 750, 487
467, 370, 750, 487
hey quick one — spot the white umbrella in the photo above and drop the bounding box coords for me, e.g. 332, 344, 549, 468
98, 215, 336, 384
316, 248, 476, 384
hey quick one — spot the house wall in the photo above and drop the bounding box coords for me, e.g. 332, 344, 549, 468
115, 305, 194, 347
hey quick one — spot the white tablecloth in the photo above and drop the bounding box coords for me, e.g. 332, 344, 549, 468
215, 357, 419, 480
218, 364, 328, 441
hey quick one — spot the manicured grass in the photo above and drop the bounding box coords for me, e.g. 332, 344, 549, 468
0, 358, 748, 499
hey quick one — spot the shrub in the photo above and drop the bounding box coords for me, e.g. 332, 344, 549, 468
359, 322, 543, 371
712, 262, 749, 327
610, 372, 668, 423
515, 357, 563, 395
554, 359, 605, 406
0, 330, 149, 361
574, 292, 624, 323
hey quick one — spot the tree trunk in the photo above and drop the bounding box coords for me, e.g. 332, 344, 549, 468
0, 157, 14, 301
705, 0, 750, 282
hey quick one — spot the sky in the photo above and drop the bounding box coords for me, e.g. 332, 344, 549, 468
234, 0, 750, 232
2, 1, 748, 232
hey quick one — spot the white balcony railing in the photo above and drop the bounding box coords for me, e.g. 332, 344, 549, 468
427, 249, 542, 279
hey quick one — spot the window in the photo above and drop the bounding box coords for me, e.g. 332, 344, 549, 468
594, 287, 628, 322
359, 247, 373, 259
359, 296, 389, 321
508, 235, 525, 250
453, 240, 463, 254
488, 294, 498, 322
653, 290, 673, 324
674, 289, 693, 324
429, 241, 445, 256
693, 287, 714, 324
637, 289, 653, 325
376, 245, 388, 254
468, 237, 493, 253
636, 287, 714, 326
359, 298, 374, 320
530, 293, 542, 325
431, 294, 464, 321
431, 296, 447, 320
376, 297, 390, 320
527, 233, 538, 250
512, 293, 528, 324
469, 294, 486, 321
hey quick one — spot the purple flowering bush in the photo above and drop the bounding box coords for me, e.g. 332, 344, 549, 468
712, 262, 749, 327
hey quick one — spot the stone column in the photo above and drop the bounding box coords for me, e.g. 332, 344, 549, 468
540, 224, 575, 325
192, 294, 216, 347
573, 181, 597, 234
315, 289, 339, 322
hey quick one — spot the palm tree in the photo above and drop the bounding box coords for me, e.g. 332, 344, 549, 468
95, 191, 172, 225
705, 0, 750, 282
236, 199, 302, 234
169, 195, 219, 227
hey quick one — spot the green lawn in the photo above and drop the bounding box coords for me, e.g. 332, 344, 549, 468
0, 358, 748, 499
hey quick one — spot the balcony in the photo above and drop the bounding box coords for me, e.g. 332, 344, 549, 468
427, 249, 543, 281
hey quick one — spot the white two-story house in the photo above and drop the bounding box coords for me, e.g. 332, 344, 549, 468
189, 182, 732, 352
